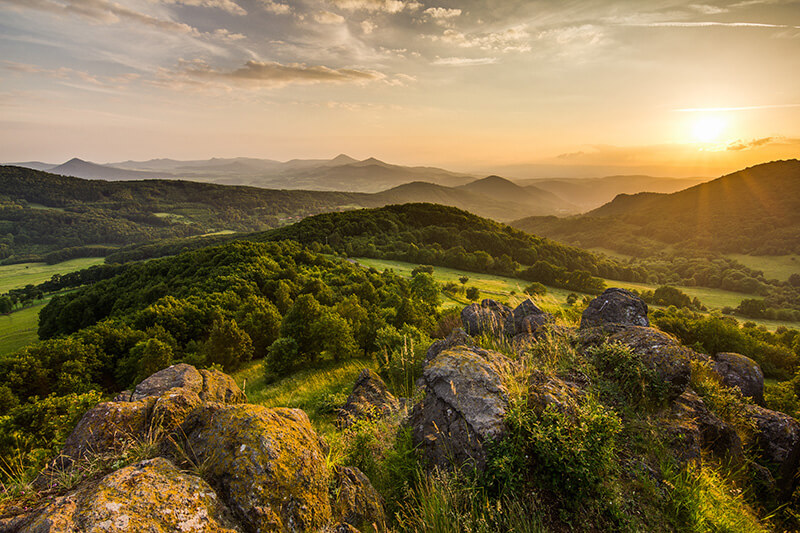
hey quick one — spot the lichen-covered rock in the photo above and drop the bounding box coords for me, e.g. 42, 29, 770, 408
580, 288, 649, 329
337, 369, 400, 428
607, 326, 692, 400
62, 399, 153, 460
667, 390, 742, 462
131, 363, 204, 401
150, 387, 202, 433
183, 404, 332, 532
713, 352, 765, 405
426, 327, 473, 362
199, 368, 247, 404
24, 457, 237, 533
504, 299, 551, 337
460, 299, 511, 336
745, 405, 800, 501
411, 345, 509, 472
332, 466, 386, 531
527, 371, 585, 416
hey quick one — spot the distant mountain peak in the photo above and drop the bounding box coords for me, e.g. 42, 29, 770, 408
64, 157, 89, 165
330, 153, 357, 164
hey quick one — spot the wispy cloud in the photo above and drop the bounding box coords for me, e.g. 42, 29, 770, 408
622, 21, 800, 29
259, 0, 291, 15
158, 0, 246, 16
2, 60, 139, 90
434, 25, 531, 53
327, 0, 419, 14
314, 11, 345, 24
432, 56, 498, 66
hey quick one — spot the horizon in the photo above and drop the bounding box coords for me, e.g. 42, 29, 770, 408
2, 0, 799, 176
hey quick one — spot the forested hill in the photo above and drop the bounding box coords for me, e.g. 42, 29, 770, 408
512, 159, 800, 255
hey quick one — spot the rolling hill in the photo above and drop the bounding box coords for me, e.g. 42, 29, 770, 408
512, 160, 800, 255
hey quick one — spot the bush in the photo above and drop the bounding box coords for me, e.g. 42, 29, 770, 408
523, 282, 547, 296
466, 287, 480, 301
586, 342, 668, 407
265, 337, 298, 379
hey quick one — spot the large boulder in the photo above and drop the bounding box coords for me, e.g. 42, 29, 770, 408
23, 457, 237, 532
745, 405, 800, 501
460, 299, 511, 337
130, 363, 204, 401
504, 299, 551, 337
607, 327, 692, 400
337, 369, 400, 428
580, 288, 649, 329
61, 399, 154, 460
331, 466, 386, 531
527, 371, 585, 415
713, 352, 765, 405
667, 390, 742, 463
425, 327, 473, 363
411, 345, 509, 473
183, 404, 332, 532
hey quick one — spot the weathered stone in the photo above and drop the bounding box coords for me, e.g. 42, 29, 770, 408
426, 327, 473, 362
504, 299, 550, 337
62, 399, 153, 460
460, 299, 511, 337
527, 371, 585, 416
24, 457, 237, 533
183, 404, 332, 532
411, 345, 509, 473
337, 369, 400, 428
332, 466, 386, 531
199, 368, 247, 404
745, 405, 800, 501
150, 387, 202, 433
131, 363, 204, 401
713, 352, 765, 405
607, 327, 692, 400
580, 288, 649, 329
667, 390, 742, 463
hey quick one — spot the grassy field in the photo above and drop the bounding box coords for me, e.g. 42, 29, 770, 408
355, 257, 796, 331
0, 257, 105, 293
0, 300, 47, 356
726, 254, 800, 282
232, 358, 377, 435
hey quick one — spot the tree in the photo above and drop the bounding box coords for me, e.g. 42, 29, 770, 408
265, 337, 298, 377
466, 287, 480, 301
313, 311, 357, 361
411, 265, 435, 276
280, 294, 323, 360
236, 296, 282, 360
410, 272, 441, 310
459, 276, 469, 285
524, 282, 547, 296
0, 296, 12, 314
202, 318, 253, 370
132, 338, 174, 382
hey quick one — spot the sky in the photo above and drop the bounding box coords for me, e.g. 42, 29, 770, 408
1, 0, 799, 177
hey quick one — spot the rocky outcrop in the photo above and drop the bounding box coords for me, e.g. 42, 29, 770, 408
746, 405, 800, 500
607, 327, 692, 400
504, 299, 550, 337
411, 345, 509, 473
527, 371, 585, 416
332, 466, 386, 531
580, 288, 649, 329
59, 364, 246, 462
667, 390, 742, 462
337, 369, 400, 428
460, 299, 511, 337
713, 352, 765, 405
183, 404, 332, 532
426, 327, 473, 362
24, 457, 238, 533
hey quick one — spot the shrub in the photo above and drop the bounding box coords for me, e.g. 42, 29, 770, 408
586, 342, 668, 407
465, 287, 480, 301
523, 282, 547, 296
265, 337, 298, 379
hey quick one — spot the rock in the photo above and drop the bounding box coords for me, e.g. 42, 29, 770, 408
426, 327, 473, 363
607, 327, 692, 400
460, 299, 511, 337
580, 288, 649, 329
337, 369, 400, 428
131, 363, 204, 401
713, 352, 765, 405
183, 404, 332, 532
667, 390, 742, 462
745, 405, 800, 501
331, 466, 386, 531
61, 399, 153, 460
24, 457, 237, 532
199, 368, 247, 404
411, 345, 509, 473
150, 388, 202, 433
504, 299, 550, 337
527, 371, 585, 416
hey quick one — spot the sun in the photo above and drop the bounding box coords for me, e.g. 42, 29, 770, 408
691, 115, 727, 143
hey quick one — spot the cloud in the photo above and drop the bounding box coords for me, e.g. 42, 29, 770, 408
328, 0, 411, 13
168, 59, 387, 89
688, 4, 729, 15
259, 0, 290, 14
432, 56, 497, 66
435, 25, 531, 52
361, 19, 375, 33
158, 0, 246, 16
622, 21, 800, 29
314, 10, 345, 24
538, 24, 605, 46
2, 60, 139, 89
726, 137, 775, 151
556, 150, 586, 160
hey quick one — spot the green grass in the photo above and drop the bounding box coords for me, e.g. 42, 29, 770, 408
232, 358, 377, 435
0, 257, 105, 293
0, 300, 47, 356
726, 254, 800, 282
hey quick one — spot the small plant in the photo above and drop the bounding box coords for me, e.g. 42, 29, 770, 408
465, 287, 480, 301
690, 360, 757, 438
586, 342, 668, 407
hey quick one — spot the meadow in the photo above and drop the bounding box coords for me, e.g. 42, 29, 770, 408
725, 254, 800, 282
0, 257, 105, 293
0, 299, 47, 356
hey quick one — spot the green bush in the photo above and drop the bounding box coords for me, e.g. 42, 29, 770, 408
586, 342, 668, 407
